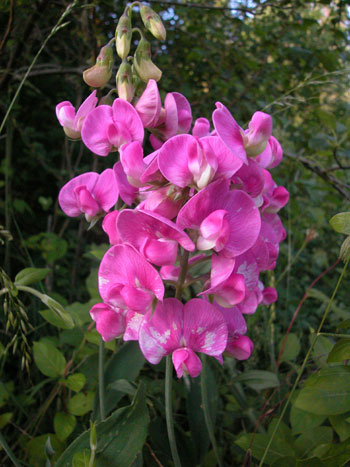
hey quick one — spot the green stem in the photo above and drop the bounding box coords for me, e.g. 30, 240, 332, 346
259, 259, 349, 466
175, 250, 190, 300
165, 355, 182, 467
99, 339, 106, 420
318, 332, 350, 339
201, 356, 223, 467
0, 432, 22, 467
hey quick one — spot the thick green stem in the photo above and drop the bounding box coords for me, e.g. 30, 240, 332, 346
259, 259, 349, 466
165, 355, 182, 467
99, 339, 106, 420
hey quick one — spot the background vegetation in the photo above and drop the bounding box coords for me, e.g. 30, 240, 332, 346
0, 0, 350, 465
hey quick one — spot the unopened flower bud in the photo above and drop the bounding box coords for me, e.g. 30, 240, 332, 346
140, 5, 166, 41
83, 43, 113, 88
340, 236, 350, 262
116, 62, 135, 102
134, 38, 162, 83
99, 90, 117, 106
115, 14, 132, 59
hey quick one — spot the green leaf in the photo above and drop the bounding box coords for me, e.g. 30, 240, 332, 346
328, 339, 350, 363
318, 438, 350, 466
54, 412, 77, 441
0, 412, 13, 429
94, 341, 145, 419
40, 295, 75, 329
294, 426, 333, 459
108, 379, 136, 396
64, 373, 86, 393
294, 366, 350, 415
56, 383, 149, 467
72, 449, 92, 467
330, 212, 350, 235
290, 405, 326, 435
329, 414, 350, 442
67, 392, 94, 416
40, 308, 74, 330
278, 333, 301, 362
33, 341, 66, 378
233, 370, 279, 391
14, 267, 50, 286
26, 434, 65, 466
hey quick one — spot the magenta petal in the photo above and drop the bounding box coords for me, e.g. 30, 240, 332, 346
172, 348, 202, 378
90, 303, 125, 341
56, 101, 75, 129
245, 111, 272, 156
81, 105, 113, 156
183, 299, 227, 356
59, 172, 99, 217
158, 134, 194, 187
171, 92, 192, 134
112, 98, 144, 143
120, 141, 147, 187
102, 211, 120, 245
226, 335, 253, 360
199, 136, 243, 179
268, 136, 283, 168
124, 311, 144, 341
215, 304, 247, 337
120, 284, 153, 312
233, 159, 265, 198
135, 79, 161, 128
210, 273, 246, 308
74, 186, 100, 217
92, 168, 119, 212
262, 287, 278, 305
141, 238, 178, 266
139, 298, 183, 364
113, 162, 138, 206
210, 252, 235, 288
162, 93, 179, 140
192, 118, 210, 138
98, 243, 164, 306
74, 90, 98, 131
212, 103, 247, 164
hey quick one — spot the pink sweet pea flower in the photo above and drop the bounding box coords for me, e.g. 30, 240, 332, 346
120, 141, 147, 187
116, 209, 195, 266
56, 91, 98, 139
213, 102, 272, 162
137, 185, 183, 220
81, 98, 144, 156
158, 134, 243, 190
135, 80, 192, 147
232, 159, 265, 198
90, 303, 125, 341
98, 244, 164, 313
113, 162, 138, 206
177, 179, 261, 258
58, 169, 119, 221
102, 210, 121, 245
139, 298, 228, 378
255, 136, 283, 169
192, 117, 211, 138
261, 170, 289, 213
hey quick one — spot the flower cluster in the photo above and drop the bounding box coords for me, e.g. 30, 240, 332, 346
57, 76, 288, 378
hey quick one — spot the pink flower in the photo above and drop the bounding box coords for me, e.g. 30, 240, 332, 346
158, 134, 243, 190
81, 98, 144, 156
139, 298, 228, 377
58, 169, 119, 221
213, 102, 272, 163
56, 91, 98, 139
90, 303, 125, 341
177, 179, 261, 257
255, 136, 283, 169
98, 244, 164, 313
116, 209, 195, 266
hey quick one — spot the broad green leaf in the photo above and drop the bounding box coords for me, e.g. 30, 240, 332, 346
337, 319, 350, 330
54, 412, 77, 441
85, 329, 116, 351
290, 405, 326, 434
94, 341, 145, 419
56, 384, 149, 467
14, 267, 50, 286
72, 449, 92, 467
67, 300, 97, 327
108, 379, 136, 396
67, 392, 94, 416
329, 414, 350, 442
235, 431, 294, 465
26, 434, 65, 467
0, 412, 12, 429
330, 212, 350, 235
295, 426, 333, 458
233, 370, 279, 391
328, 339, 350, 363
40, 308, 74, 330
33, 341, 66, 378
317, 438, 350, 466
294, 366, 350, 415
311, 334, 333, 366
40, 295, 75, 329
64, 373, 86, 393
278, 333, 301, 362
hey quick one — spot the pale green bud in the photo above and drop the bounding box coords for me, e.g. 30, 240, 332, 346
83, 43, 113, 88
340, 236, 350, 262
116, 62, 135, 102
116, 14, 132, 59
140, 5, 166, 41
133, 39, 162, 83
